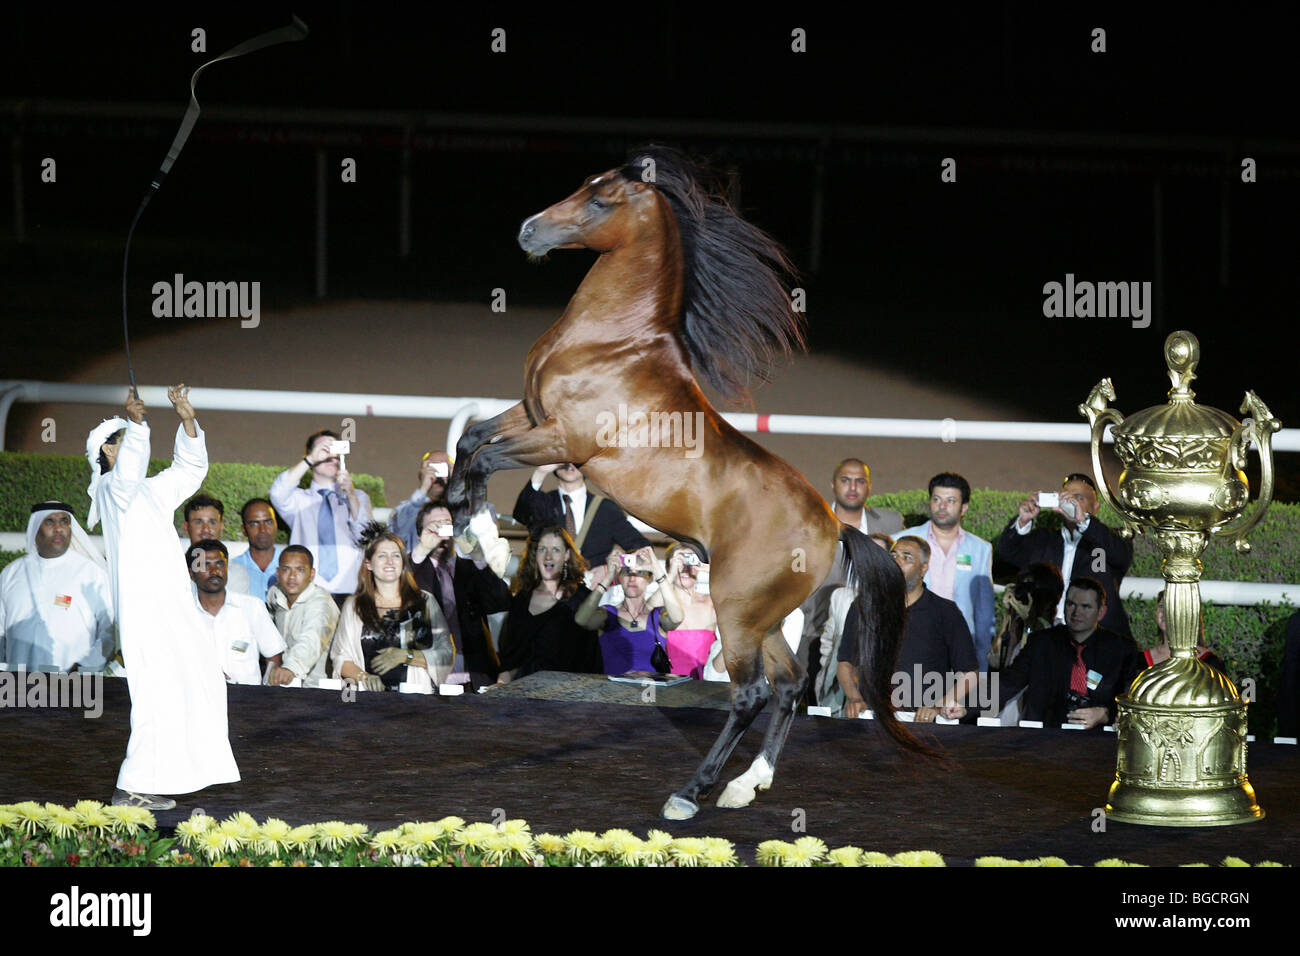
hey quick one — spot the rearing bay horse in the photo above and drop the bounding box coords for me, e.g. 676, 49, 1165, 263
448, 146, 924, 819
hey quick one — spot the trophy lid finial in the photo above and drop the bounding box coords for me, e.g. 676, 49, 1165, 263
1165, 331, 1199, 399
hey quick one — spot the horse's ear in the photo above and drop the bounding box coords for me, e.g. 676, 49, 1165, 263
624, 180, 648, 195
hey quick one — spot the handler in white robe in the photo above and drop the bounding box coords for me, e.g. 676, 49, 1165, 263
88, 386, 239, 804
0, 503, 114, 671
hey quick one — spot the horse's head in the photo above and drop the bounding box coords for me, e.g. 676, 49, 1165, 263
518, 167, 657, 257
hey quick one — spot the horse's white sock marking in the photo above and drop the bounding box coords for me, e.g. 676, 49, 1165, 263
716, 755, 773, 809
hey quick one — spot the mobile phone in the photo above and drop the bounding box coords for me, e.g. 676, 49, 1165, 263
619, 554, 637, 568
329, 439, 351, 456
432, 462, 449, 479
436, 524, 454, 537
1037, 492, 1059, 508
681, 552, 700, 567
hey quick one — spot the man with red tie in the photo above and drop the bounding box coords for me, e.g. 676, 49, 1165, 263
993, 576, 1141, 729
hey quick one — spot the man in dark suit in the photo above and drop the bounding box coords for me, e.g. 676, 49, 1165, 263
513, 462, 649, 566
997, 472, 1133, 637
995, 577, 1142, 729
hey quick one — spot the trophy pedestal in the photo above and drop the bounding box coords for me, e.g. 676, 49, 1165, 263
1105, 659, 1264, 826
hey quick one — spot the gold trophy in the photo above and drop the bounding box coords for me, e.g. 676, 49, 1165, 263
1080, 330, 1280, 826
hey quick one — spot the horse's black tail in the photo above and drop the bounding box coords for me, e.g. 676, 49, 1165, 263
839, 525, 943, 759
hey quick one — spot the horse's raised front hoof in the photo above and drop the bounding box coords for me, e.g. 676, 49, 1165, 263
661, 795, 699, 821
716, 779, 757, 809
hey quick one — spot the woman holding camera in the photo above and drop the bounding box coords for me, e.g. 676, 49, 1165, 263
657, 542, 717, 679
496, 525, 598, 681
577, 547, 684, 675
330, 531, 454, 692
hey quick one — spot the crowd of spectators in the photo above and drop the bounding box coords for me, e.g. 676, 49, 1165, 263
3, 427, 1298, 739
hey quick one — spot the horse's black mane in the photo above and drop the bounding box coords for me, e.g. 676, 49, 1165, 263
620, 145, 805, 403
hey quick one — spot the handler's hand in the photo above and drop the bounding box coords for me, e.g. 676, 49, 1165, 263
125, 391, 147, 424
845, 698, 868, 719
270, 666, 296, 686
168, 384, 196, 421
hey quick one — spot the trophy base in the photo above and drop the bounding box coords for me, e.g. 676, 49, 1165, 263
1105, 778, 1264, 827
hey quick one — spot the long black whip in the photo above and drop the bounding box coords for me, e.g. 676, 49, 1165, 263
122, 15, 309, 397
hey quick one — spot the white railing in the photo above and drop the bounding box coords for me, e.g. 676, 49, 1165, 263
5, 380, 1300, 453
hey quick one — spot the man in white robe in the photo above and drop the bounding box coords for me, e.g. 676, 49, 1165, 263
88, 385, 240, 810
0, 502, 114, 671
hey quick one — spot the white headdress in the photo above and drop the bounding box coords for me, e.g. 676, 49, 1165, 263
85, 417, 128, 531
26, 503, 107, 570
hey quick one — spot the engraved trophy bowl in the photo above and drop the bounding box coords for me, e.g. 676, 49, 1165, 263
1079, 331, 1280, 826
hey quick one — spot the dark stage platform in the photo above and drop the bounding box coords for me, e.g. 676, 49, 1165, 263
4, 673, 1298, 866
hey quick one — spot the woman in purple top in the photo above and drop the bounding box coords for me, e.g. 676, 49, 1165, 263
576, 546, 683, 675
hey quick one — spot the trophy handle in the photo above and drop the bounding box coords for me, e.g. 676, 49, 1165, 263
1079, 380, 1140, 538
1214, 390, 1281, 550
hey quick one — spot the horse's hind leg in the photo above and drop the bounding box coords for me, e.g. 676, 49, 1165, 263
716, 625, 806, 809
662, 641, 768, 821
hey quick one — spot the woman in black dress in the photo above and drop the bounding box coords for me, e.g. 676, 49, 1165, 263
496, 525, 599, 682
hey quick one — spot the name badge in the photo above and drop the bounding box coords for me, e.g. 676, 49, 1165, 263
1086, 669, 1103, 691
956, 554, 972, 570
54, 594, 72, 609
231, 640, 250, 654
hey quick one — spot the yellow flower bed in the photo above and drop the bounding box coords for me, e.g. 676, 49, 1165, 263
0, 802, 1290, 868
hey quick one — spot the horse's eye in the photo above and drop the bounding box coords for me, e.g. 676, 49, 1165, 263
589, 197, 605, 210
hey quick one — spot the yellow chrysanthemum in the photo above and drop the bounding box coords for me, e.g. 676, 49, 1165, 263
346, 823, 369, 842
433, 816, 465, 837
284, 825, 319, 853
73, 801, 113, 832
256, 819, 292, 854
44, 804, 82, 840
860, 851, 893, 867
756, 840, 792, 866
701, 839, 738, 868
1256, 861, 1284, 867
397, 822, 443, 852
1222, 856, 1250, 868
0, 809, 19, 832
975, 856, 1016, 867
827, 847, 863, 867
11, 801, 47, 835
197, 828, 237, 860
503, 831, 535, 858
370, 829, 403, 853
175, 816, 215, 847
1031, 857, 1071, 867
891, 850, 945, 867
497, 819, 531, 835
1094, 859, 1145, 867
316, 820, 356, 851
102, 804, 155, 836
452, 821, 498, 850
479, 832, 514, 865
669, 837, 707, 867
563, 830, 604, 861
600, 829, 641, 862
783, 836, 827, 867
640, 830, 673, 864
535, 833, 568, 856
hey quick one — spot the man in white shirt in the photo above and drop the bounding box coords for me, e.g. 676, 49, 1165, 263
265, 545, 339, 686
0, 502, 114, 671
270, 429, 373, 597
188, 539, 285, 685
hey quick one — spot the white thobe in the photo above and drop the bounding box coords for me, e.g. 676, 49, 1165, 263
0, 550, 114, 671
97, 419, 240, 795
